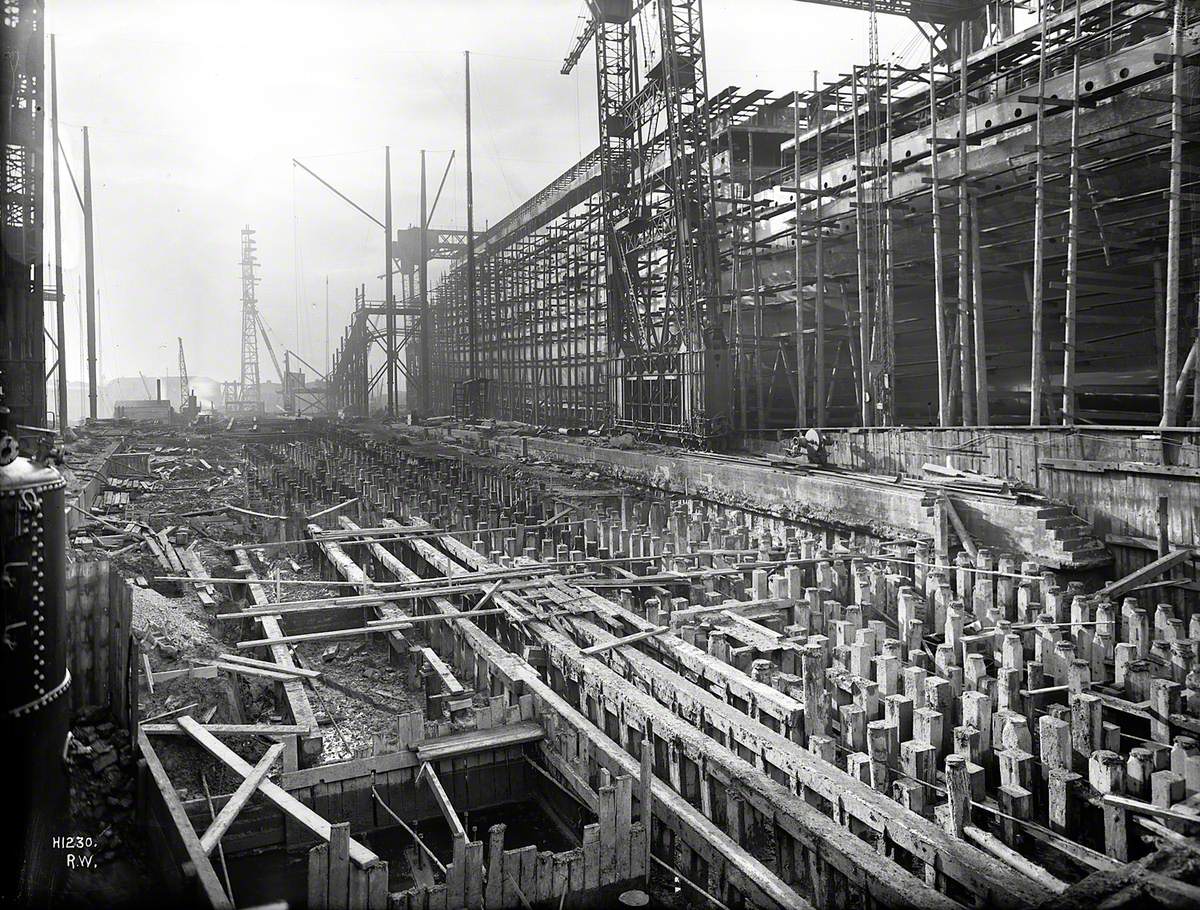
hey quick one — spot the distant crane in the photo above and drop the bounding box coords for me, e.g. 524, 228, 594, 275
138, 371, 153, 399
178, 337, 189, 408
255, 312, 286, 387
238, 227, 262, 407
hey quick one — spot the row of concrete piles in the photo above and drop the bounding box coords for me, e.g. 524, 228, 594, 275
237, 430, 1200, 909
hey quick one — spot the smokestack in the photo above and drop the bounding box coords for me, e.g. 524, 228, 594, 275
156, 379, 161, 401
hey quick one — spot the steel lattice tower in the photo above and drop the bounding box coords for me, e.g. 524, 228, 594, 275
238, 227, 261, 406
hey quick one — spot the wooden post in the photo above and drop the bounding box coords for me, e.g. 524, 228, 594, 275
1157, 495, 1170, 559
640, 738, 653, 886
944, 754, 971, 836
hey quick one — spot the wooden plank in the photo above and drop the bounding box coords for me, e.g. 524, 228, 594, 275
208, 661, 303, 683
1097, 549, 1195, 599
236, 621, 411, 650
142, 722, 309, 737
415, 722, 545, 763
942, 494, 979, 559
464, 840, 484, 909
199, 742, 284, 854
366, 861, 389, 910
328, 822, 351, 910
579, 625, 671, 656
419, 647, 465, 696
213, 653, 321, 679
174, 716, 377, 866
964, 826, 1067, 893
308, 843, 329, 910
136, 730, 233, 909
284, 747, 419, 791
150, 665, 220, 684
95, 562, 111, 712
418, 761, 467, 841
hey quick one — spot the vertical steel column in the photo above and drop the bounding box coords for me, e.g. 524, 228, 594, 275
465, 52, 478, 392
420, 151, 431, 416
1162, 0, 1183, 425
748, 130, 765, 432
793, 91, 807, 427
928, 46, 949, 425
1061, 2, 1083, 426
731, 128, 746, 431
50, 35, 67, 431
970, 194, 989, 425
883, 61, 895, 425
384, 145, 395, 416
957, 19, 974, 425
82, 126, 97, 420
852, 66, 871, 426
814, 76, 827, 427
1030, 0, 1048, 425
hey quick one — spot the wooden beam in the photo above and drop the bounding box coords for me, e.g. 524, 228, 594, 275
1101, 793, 1200, 825
214, 653, 321, 679
940, 494, 979, 559
136, 730, 233, 909
142, 722, 309, 737
174, 716, 379, 866
416, 722, 545, 762
214, 582, 526, 620
964, 826, 1068, 893
225, 503, 287, 521
306, 498, 358, 520
418, 761, 467, 841
418, 646, 465, 696
235, 620, 413, 649
207, 661, 306, 683
1097, 549, 1196, 599
199, 742, 284, 854
580, 625, 670, 656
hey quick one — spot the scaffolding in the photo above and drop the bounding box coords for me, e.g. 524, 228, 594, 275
333, 0, 1199, 435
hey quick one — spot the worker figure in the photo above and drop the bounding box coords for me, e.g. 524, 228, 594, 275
786, 428, 828, 466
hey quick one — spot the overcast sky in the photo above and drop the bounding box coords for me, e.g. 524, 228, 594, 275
45, 0, 921, 386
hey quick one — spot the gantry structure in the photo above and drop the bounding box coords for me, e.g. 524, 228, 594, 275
0, 0, 45, 436
328, 0, 1199, 437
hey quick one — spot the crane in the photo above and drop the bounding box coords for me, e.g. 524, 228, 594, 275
138, 371, 153, 399
561, 0, 725, 441
177, 337, 189, 408
254, 311, 286, 387
560, 0, 979, 443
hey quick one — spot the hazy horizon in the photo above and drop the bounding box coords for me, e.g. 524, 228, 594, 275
44, 0, 922, 399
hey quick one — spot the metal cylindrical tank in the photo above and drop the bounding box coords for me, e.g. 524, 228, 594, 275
3, 449, 69, 906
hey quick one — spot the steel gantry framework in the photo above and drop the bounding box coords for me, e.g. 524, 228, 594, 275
229, 226, 263, 412
330, 0, 1199, 434
1, 0, 45, 437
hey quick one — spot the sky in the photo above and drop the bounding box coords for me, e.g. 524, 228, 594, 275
45, 0, 922, 387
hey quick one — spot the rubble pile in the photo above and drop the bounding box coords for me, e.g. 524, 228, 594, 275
67, 709, 138, 863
